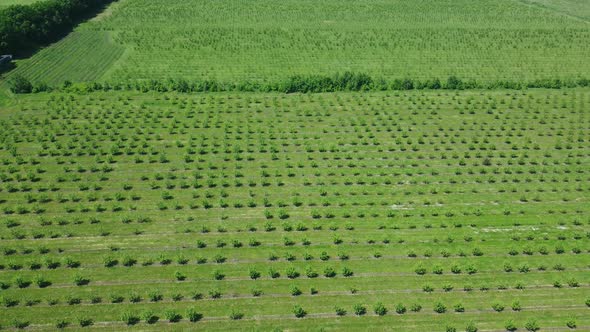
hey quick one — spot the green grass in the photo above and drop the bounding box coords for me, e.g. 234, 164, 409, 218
5, 0, 590, 87
0, 88, 588, 330
0, 0, 39, 7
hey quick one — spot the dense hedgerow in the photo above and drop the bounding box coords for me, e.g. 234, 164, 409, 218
0, 0, 116, 55
11, 73, 590, 94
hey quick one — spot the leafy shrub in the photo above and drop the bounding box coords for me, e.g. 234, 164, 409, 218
249, 269, 261, 280
415, 265, 427, 275
103, 256, 118, 267
73, 274, 89, 286
78, 317, 93, 327
229, 310, 244, 320
269, 268, 280, 278
290, 286, 302, 296
511, 301, 522, 311
121, 312, 140, 326
374, 302, 387, 316
110, 294, 124, 303
286, 267, 300, 279
213, 270, 225, 280
395, 303, 406, 314
55, 319, 69, 329
335, 306, 346, 316
465, 322, 478, 332
524, 320, 540, 331
148, 291, 163, 302
142, 311, 158, 324
422, 284, 434, 292
174, 271, 186, 281
164, 310, 182, 323
66, 296, 81, 305
433, 301, 446, 313
353, 303, 367, 316
9, 75, 33, 94
251, 287, 263, 297
342, 266, 354, 277
129, 293, 141, 303
323, 267, 336, 278
293, 305, 306, 318
492, 303, 505, 312
187, 308, 203, 322
305, 266, 318, 278
505, 320, 517, 331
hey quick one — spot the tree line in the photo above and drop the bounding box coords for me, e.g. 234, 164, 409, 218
0, 0, 116, 56
9, 72, 590, 94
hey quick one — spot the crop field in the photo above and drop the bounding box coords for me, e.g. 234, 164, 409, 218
5, 0, 590, 87
0, 88, 588, 331
1, 0, 590, 331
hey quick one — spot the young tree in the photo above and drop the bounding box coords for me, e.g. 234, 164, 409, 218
374, 302, 387, 316
293, 305, 306, 318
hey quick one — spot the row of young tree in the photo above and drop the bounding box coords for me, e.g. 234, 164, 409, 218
0, 0, 115, 55
9, 73, 590, 94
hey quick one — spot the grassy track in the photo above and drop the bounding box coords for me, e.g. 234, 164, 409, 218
0, 88, 588, 330
3, 31, 124, 85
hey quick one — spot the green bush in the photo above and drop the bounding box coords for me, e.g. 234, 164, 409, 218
374, 302, 387, 316
293, 305, 306, 318
9, 75, 33, 94
229, 310, 244, 320
433, 301, 446, 313
504, 320, 517, 331
525, 320, 540, 331
491, 303, 505, 312
164, 310, 182, 323
142, 311, 158, 324
187, 308, 203, 322
353, 303, 367, 316
78, 317, 93, 327
465, 322, 478, 332
395, 303, 406, 314
55, 319, 69, 329
121, 312, 140, 326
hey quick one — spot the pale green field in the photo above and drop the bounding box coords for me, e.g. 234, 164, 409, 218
519, 0, 590, 20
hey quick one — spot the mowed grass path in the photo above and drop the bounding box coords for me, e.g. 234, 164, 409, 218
5, 0, 590, 87
3, 31, 124, 86
0, 88, 588, 330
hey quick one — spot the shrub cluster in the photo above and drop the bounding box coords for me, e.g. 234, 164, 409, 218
10, 72, 590, 94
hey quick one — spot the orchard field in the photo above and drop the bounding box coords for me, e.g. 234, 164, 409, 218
1, 0, 590, 331
4, 0, 590, 87
0, 89, 589, 330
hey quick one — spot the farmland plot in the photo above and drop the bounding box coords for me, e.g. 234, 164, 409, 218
0, 89, 588, 330
6, 0, 590, 86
